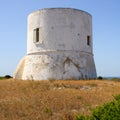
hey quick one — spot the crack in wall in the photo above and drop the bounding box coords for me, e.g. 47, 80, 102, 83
63, 57, 83, 79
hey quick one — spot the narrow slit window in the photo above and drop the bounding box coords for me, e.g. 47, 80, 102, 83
33, 28, 39, 43
36, 28, 39, 42
87, 35, 90, 46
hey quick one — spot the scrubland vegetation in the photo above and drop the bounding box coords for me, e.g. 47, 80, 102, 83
0, 78, 120, 120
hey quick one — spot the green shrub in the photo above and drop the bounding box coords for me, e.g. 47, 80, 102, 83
0, 75, 12, 80
97, 76, 103, 80
4, 75, 12, 79
113, 94, 120, 101
76, 94, 120, 120
90, 95, 120, 120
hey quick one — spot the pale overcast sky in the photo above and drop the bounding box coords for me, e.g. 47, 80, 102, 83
0, 0, 120, 77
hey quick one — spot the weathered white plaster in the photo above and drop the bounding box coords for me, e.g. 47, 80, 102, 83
14, 8, 97, 80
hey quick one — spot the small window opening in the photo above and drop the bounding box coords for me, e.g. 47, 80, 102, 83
36, 28, 39, 42
33, 28, 39, 43
87, 35, 90, 46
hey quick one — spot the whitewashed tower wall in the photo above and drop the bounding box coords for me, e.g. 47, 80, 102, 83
14, 8, 97, 80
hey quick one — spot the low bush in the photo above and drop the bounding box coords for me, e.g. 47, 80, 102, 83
0, 75, 12, 80
4, 75, 12, 79
97, 76, 103, 80
76, 94, 120, 120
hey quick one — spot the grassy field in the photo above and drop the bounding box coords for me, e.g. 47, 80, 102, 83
0, 79, 120, 120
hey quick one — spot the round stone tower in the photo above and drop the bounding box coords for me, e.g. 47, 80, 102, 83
14, 8, 97, 80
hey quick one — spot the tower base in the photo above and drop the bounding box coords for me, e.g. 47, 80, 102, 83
13, 51, 97, 80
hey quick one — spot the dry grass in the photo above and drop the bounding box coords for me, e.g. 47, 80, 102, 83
0, 79, 120, 120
